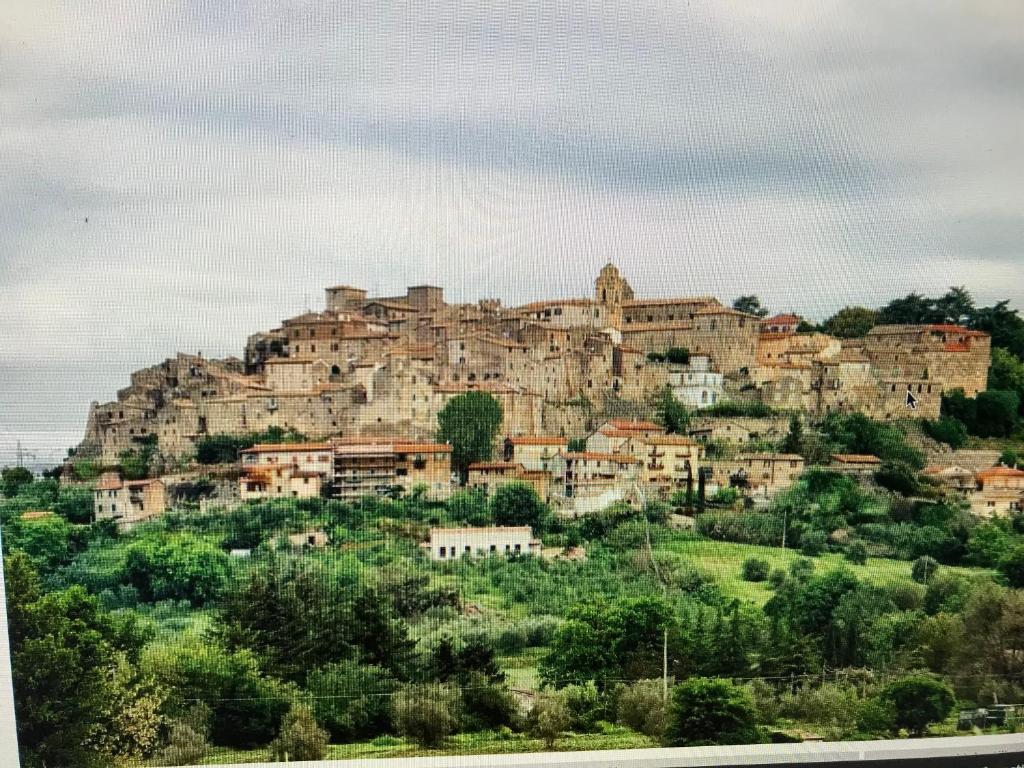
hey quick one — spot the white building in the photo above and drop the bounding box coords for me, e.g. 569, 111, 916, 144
669, 355, 725, 409
425, 526, 541, 561
238, 442, 335, 500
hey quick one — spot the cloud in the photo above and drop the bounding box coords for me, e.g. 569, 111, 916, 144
0, 0, 1022, 461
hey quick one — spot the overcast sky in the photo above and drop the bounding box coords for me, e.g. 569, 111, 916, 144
1, 1, 1022, 466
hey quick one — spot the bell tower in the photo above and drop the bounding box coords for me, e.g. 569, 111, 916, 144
595, 263, 633, 329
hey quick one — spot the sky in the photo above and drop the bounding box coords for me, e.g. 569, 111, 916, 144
1, 0, 1022, 466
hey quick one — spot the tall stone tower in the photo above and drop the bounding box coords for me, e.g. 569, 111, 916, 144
595, 263, 634, 329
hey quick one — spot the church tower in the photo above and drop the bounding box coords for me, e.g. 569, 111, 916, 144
595, 263, 633, 329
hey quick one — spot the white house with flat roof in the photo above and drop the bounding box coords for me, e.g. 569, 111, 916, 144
425, 526, 540, 561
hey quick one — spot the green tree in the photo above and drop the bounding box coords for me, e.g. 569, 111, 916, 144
921, 416, 968, 449
845, 541, 868, 565
123, 534, 231, 606
490, 481, 551, 531
307, 661, 396, 741
567, 437, 586, 452
881, 675, 955, 736
436, 391, 503, 479
998, 544, 1024, 588
988, 347, 1024, 413
741, 557, 770, 582
142, 642, 290, 749
974, 390, 1020, 437
665, 347, 691, 364
732, 295, 769, 318
1, 466, 34, 497
800, 530, 827, 556
6, 553, 154, 768
617, 679, 669, 738
666, 677, 758, 747
460, 671, 520, 731
912, 555, 940, 584
267, 703, 328, 762
780, 415, 804, 455
822, 306, 878, 338
392, 684, 460, 747
529, 693, 571, 749
656, 387, 689, 434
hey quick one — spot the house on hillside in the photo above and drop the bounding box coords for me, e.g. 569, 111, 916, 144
93, 472, 167, 530
424, 526, 541, 561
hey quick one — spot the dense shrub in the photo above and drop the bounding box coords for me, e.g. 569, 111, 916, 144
845, 541, 868, 565
529, 693, 571, 748
741, 557, 771, 582
306, 662, 396, 741
666, 677, 758, 747
267, 703, 328, 762
911, 556, 940, 584
800, 530, 828, 557
616, 679, 668, 738
392, 685, 460, 747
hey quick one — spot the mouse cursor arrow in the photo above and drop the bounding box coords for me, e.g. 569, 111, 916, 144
906, 388, 918, 410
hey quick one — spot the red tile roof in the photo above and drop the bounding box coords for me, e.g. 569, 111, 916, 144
831, 454, 882, 464
977, 467, 1024, 481
508, 436, 568, 446
241, 442, 333, 454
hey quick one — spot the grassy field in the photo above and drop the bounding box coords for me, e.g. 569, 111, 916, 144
195, 727, 656, 764
656, 538, 989, 605
659, 536, 987, 606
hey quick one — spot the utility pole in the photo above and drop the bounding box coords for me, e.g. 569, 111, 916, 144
781, 505, 788, 549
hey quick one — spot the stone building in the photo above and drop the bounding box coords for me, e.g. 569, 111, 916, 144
93, 472, 167, 529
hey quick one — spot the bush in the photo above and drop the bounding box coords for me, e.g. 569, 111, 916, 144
306, 661, 396, 741
845, 541, 868, 565
156, 722, 208, 766
800, 530, 828, 557
267, 703, 328, 762
666, 677, 758, 747
617, 679, 668, 738
767, 568, 788, 590
561, 682, 603, 733
665, 347, 690, 365
912, 555, 940, 584
789, 558, 815, 581
922, 417, 968, 449
998, 545, 1024, 588
392, 685, 459, 747
460, 672, 519, 731
741, 557, 771, 582
881, 675, 956, 736
529, 693, 571, 749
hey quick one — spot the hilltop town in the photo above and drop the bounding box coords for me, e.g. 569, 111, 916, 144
67, 263, 1023, 530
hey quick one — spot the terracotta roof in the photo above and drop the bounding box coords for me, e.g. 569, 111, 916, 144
468, 462, 521, 472
740, 453, 805, 462
394, 442, 452, 453
241, 442, 333, 454
831, 454, 882, 464
925, 324, 987, 336
622, 296, 718, 308
694, 306, 760, 318
508, 436, 568, 446
644, 435, 699, 446
977, 467, 1024, 481
516, 298, 594, 311
763, 314, 802, 325
617, 345, 642, 353
621, 321, 693, 332
560, 451, 641, 464
364, 300, 418, 312
606, 419, 664, 432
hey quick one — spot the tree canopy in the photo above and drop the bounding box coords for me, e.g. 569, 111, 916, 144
436, 391, 503, 478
